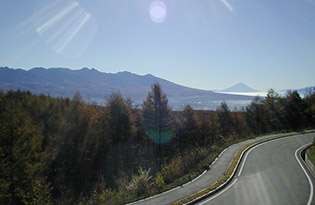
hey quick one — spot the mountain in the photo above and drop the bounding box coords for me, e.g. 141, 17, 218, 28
0, 67, 254, 109
280, 86, 315, 97
220, 82, 260, 93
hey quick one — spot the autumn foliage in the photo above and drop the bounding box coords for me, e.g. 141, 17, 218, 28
0, 86, 314, 204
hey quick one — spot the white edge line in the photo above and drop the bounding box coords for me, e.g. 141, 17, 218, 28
198, 178, 239, 205
295, 143, 314, 205
129, 133, 313, 204
198, 134, 311, 204
127, 145, 232, 204
238, 135, 300, 177
185, 141, 254, 204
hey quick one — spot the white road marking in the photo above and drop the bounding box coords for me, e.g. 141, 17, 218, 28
295, 143, 314, 205
198, 134, 313, 204
197, 178, 238, 205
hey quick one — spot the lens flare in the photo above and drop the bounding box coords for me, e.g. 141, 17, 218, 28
220, 0, 233, 12
31, 1, 97, 56
149, 1, 167, 23
145, 129, 174, 144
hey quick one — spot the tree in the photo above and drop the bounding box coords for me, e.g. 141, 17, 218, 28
305, 91, 315, 128
245, 96, 267, 135
217, 102, 234, 139
264, 89, 282, 131
0, 91, 50, 204
142, 83, 173, 174
105, 92, 137, 185
49, 92, 95, 200
283, 91, 306, 130
179, 105, 200, 150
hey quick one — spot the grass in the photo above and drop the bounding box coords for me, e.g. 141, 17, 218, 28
100, 130, 313, 205
307, 145, 315, 165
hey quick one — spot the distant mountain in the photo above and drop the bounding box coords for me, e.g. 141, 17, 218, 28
280, 86, 315, 97
220, 82, 260, 93
0, 67, 254, 109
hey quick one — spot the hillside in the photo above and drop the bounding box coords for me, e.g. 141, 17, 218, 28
0, 67, 253, 109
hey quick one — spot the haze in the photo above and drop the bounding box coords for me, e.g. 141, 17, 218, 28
0, 0, 314, 91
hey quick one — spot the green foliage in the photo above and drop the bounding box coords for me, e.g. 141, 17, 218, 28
90, 187, 129, 205
307, 145, 315, 165
245, 96, 267, 135
22, 177, 53, 205
105, 92, 137, 185
160, 157, 183, 184
155, 172, 165, 191
0, 91, 47, 204
1, 85, 314, 204
127, 168, 152, 196
217, 102, 234, 138
305, 91, 315, 127
142, 83, 173, 174
284, 91, 306, 130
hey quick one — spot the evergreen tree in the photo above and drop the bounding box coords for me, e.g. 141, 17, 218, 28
283, 91, 306, 130
0, 91, 50, 204
142, 83, 172, 173
264, 89, 282, 131
49, 92, 93, 200
245, 96, 267, 135
105, 92, 136, 185
180, 105, 200, 150
305, 91, 315, 128
217, 102, 233, 138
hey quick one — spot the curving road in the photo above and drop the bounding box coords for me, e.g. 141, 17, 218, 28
130, 133, 295, 205
197, 133, 315, 205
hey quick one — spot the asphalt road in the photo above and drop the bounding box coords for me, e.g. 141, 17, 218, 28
197, 133, 315, 205
130, 133, 301, 205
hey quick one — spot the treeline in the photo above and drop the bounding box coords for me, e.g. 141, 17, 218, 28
0, 84, 314, 204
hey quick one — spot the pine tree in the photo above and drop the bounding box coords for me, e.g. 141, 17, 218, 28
245, 96, 267, 135
105, 92, 136, 185
0, 91, 50, 204
142, 83, 172, 174
264, 89, 282, 131
180, 105, 199, 150
217, 102, 233, 138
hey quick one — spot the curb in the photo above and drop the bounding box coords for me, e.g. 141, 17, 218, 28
304, 145, 315, 177
184, 139, 275, 205
172, 132, 304, 205
127, 146, 232, 205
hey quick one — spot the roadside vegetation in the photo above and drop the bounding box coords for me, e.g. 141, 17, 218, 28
0, 85, 314, 204
307, 139, 315, 164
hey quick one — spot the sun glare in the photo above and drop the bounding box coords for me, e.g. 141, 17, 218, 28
149, 1, 167, 23
33, 1, 97, 56
220, 0, 233, 12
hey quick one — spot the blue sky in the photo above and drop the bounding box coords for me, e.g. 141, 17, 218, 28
0, 0, 314, 91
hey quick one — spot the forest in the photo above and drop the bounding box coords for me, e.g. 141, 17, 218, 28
0, 83, 314, 204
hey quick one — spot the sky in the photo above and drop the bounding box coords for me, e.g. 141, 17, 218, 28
0, 0, 315, 91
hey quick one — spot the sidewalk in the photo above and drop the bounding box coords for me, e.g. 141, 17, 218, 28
130, 133, 292, 205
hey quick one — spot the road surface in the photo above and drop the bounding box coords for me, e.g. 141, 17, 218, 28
130, 133, 302, 205
196, 133, 315, 205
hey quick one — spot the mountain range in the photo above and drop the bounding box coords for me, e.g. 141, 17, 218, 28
280, 86, 315, 97
0, 67, 255, 109
219, 82, 260, 93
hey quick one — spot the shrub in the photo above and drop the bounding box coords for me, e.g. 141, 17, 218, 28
155, 173, 165, 191
127, 168, 152, 196
160, 157, 183, 184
